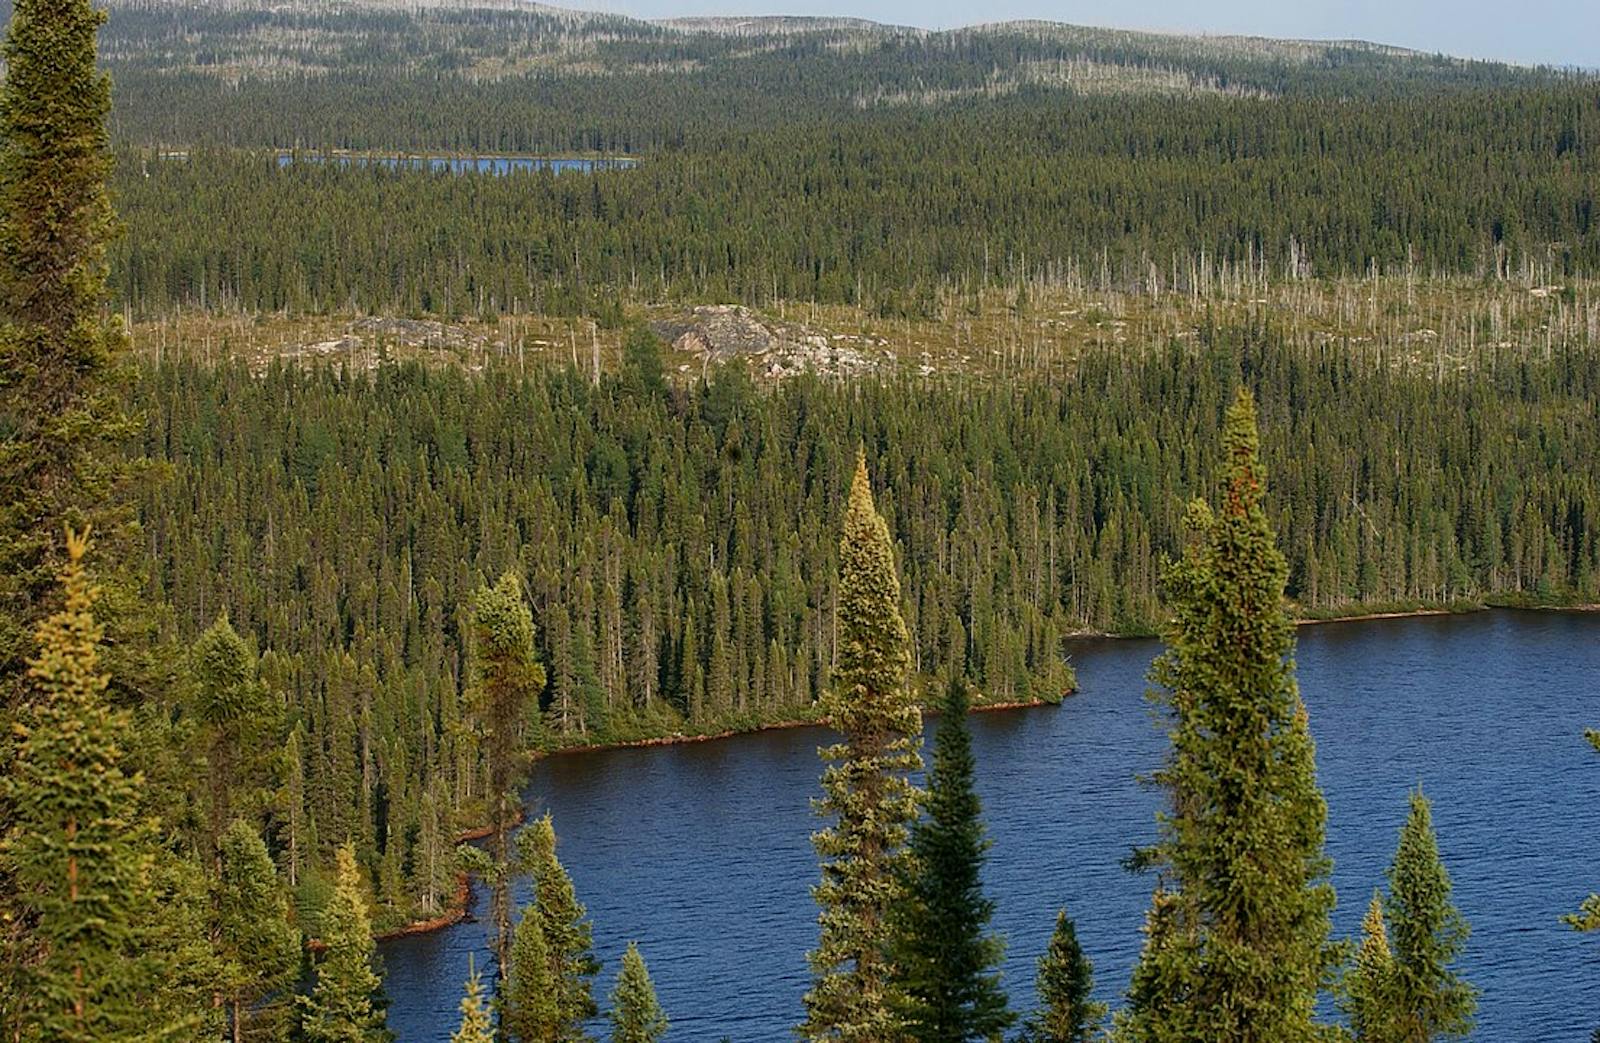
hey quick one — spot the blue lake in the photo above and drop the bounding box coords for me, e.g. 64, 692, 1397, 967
273, 153, 636, 175
381, 610, 1600, 1039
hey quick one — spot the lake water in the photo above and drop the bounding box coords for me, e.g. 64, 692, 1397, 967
273, 153, 636, 175
381, 610, 1600, 1040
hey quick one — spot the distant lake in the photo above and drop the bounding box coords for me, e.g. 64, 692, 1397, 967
272, 153, 636, 175
382, 610, 1600, 1040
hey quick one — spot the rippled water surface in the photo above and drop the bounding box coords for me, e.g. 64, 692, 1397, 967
383, 610, 1600, 1040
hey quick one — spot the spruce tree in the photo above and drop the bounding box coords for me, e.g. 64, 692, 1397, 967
192, 615, 282, 855
892, 675, 1012, 1041
504, 903, 562, 1042
301, 843, 391, 1043
215, 818, 301, 1043
801, 451, 923, 1042
452, 958, 496, 1043
469, 572, 546, 978
609, 942, 668, 1043
1343, 892, 1399, 1043
1120, 389, 1338, 1043
0, 528, 196, 1039
1024, 911, 1105, 1043
516, 813, 600, 1038
1382, 788, 1476, 1042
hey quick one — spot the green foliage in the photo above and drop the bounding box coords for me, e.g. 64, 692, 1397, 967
1382, 789, 1476, 1042
190, 615, 283, 851
802, 453, 923, 1042
215, 818, 300, 1042
451, 958, 496, 1043
1567, 730, 1600, 933
504, 902, 564, 1043
0, 530, 198, 1040
513, 814, 600, 1040
300, 844, 391, 1043
608, 942, 668, 1043
469, 571, 546, 974
1343, 892, 1400, 1043
892, 675, 1012, 1041
1024, 911, 1105, 1043
1121, 390, 1337, 1043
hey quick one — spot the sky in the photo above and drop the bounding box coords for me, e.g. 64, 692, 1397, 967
578, 0, 1600, 69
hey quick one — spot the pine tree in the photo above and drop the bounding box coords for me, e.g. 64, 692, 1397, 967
504, 903, 563, 1043
469, 571, 546, 978
801, 451, 924, 1042
892, 675, 1012, 1041
516, 814, 600, 1038
1383, 788, 1476, 1042
1024, 911, 1105, 1043
1120, 389, 1337, 1043
451, 958, 496, 1043
215, 818, 301, 1043
0, 528, 197, 1039
609, 942, 668, 1043
301, 843, 391, 1043
1344, 892, 1399, 1043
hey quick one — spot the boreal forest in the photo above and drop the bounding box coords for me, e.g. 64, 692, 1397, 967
2, 0, 1599, 1039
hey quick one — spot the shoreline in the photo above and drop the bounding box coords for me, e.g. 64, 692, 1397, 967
376, 600, 1598, 942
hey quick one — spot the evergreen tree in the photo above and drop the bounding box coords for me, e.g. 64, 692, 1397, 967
504, 902, 564, 1043
0, 528, 197, 1039
801, 451, 924, 1042
1383, 788, 1476, 1042
516, 814, 601, 1038
892, 675, 1012, 1041
451, 958, 496, 1043
1023, 911, 1105, 1043
215, 818, 301, 1043
469, 571, 546, 977
1120, 389, 1338, 1043
609, 942, 668, 1043
301, 843, 391, 1043
1343, 892, 1399, 1043
192, 616, 282, 855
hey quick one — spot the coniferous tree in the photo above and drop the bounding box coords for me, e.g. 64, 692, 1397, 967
452, 958, 496, 1043
1120, 389, 1337, 1043
469, 572, 547, 978
516, 813, 600, 1038
504, 901, 564, 1043
0, 528, 197, 1040
609, 942, 668, 1043
214, 818, 301, 1043
1023, 911, 1105, 1043
1382, 788, 1476, 1042
1344, 891, 1400, 1043
892, 675, 1012, 1041
802, 451, 924, 1042
301, 843, 391, 1043
192, 616, 282, 855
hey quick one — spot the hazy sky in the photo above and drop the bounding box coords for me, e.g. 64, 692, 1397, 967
581, 0, 1600, 69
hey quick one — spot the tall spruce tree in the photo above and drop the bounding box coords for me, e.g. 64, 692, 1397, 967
191, 616, 282, 856
1120, 389, 1338, 1043
1024, 911, 1105, 1043
452, 958, 496, 1043
469, 572, 546, 979
892, 675, 1012, 1041
609, 942, 668, 1043
515, 814, 600, 1039
301, 843, 391, 1043
0, 528, 197, 1040
801, 451, 924, 1042
214, 818, 301, 1043
1381, 788, 1476, 1042
1343, 892, 1400, 1043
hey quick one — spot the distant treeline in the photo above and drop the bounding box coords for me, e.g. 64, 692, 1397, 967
111, 81, 1600, 317
134, 322, 1600, 921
